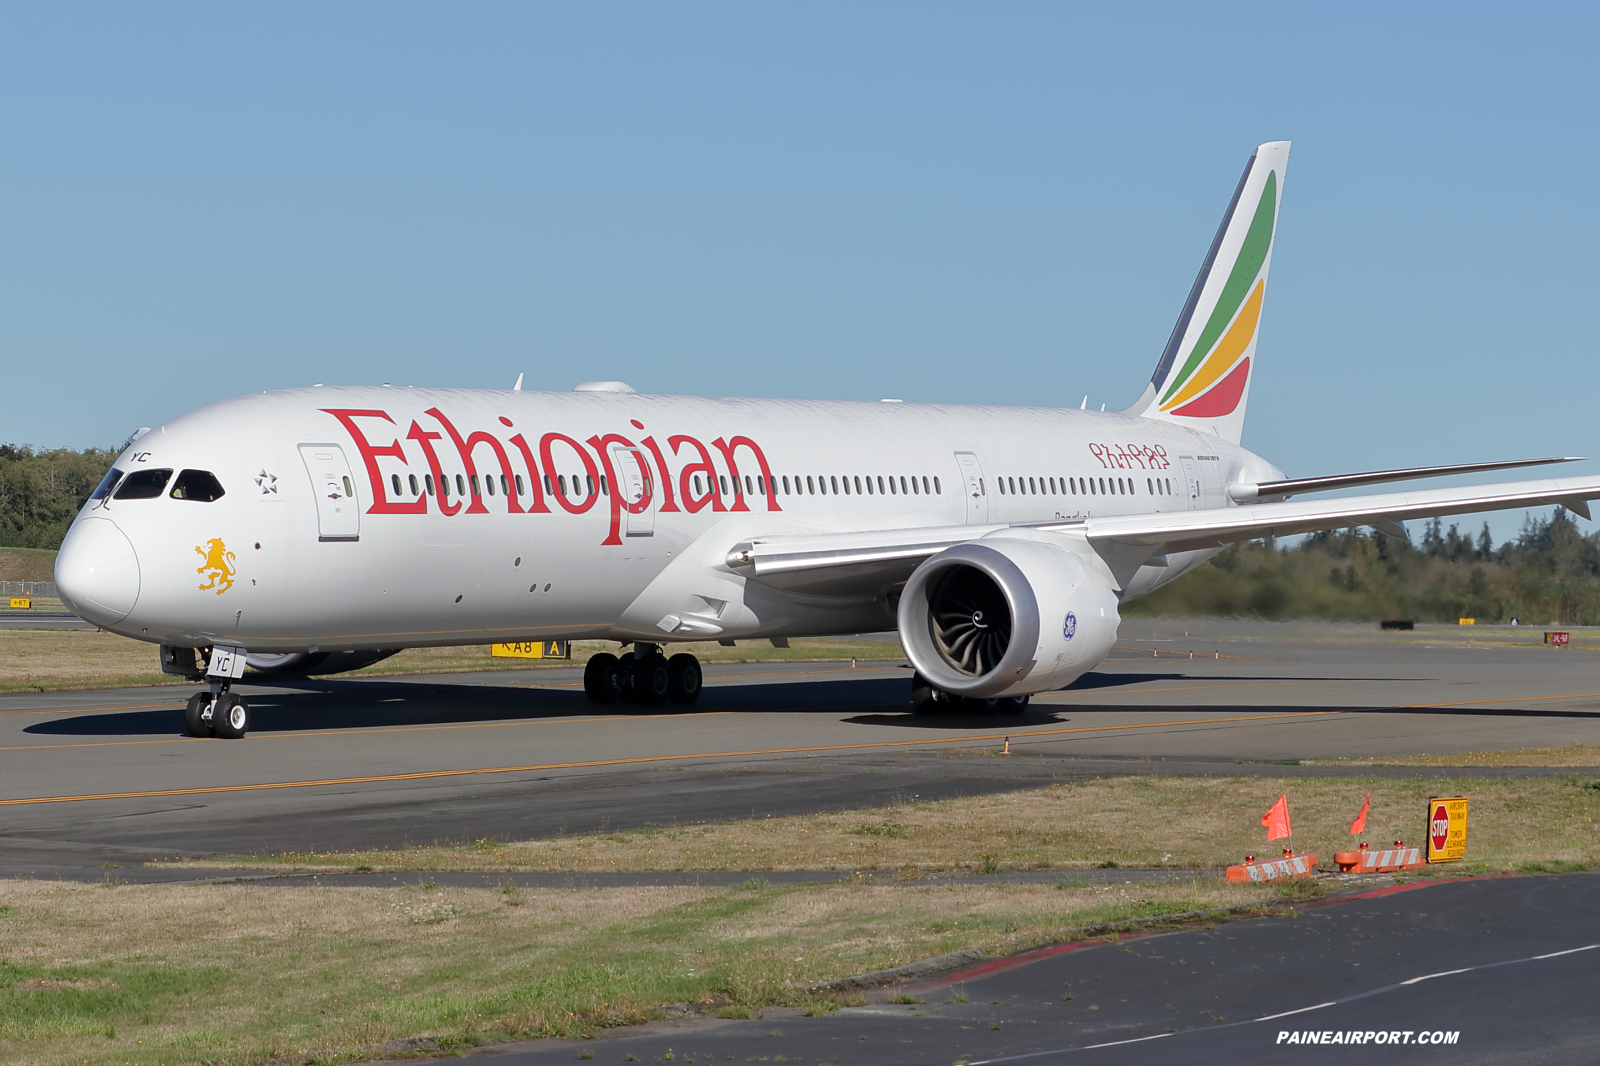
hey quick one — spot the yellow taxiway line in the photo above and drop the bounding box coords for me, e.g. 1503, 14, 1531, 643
0, 710, 1339, 807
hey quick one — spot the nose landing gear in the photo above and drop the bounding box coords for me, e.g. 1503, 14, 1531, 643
583, 645, 703, 706
183, 683, 252, 738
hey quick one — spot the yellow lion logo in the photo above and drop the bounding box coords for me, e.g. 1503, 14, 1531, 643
195, 538, 237, 594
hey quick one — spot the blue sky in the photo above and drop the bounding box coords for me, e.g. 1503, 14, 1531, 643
2, 3, 1595, 542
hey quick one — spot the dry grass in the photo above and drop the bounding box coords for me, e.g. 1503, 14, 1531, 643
0, 632, 903, 693
0, 875, 1283, 1066
154, 775, 1600, 876
1309, 745, 1600, 767
0, 548, 58, 582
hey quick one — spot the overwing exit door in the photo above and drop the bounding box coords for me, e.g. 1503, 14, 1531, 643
298, 444, 361, 541
954, 451, 989, 524
607, 443, 655, 536
1179, 456, 1201, 510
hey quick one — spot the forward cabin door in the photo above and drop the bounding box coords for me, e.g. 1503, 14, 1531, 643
954, 451, 989, 524
608, 443, 655, 536
1179, 456, 1201, 510
298, 444, 361, 541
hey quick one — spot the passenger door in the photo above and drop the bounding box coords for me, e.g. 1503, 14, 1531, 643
608, 443, 655, 536
954, 451, 989, 524
298, 444, 361, 541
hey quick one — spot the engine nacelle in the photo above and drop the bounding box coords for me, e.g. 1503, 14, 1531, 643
897, 534, 1120, 698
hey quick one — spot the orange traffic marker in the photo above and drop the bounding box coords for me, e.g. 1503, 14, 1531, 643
1225, 853, 1317, 883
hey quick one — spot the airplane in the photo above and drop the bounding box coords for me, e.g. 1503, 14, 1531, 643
53, 140, 1600, 739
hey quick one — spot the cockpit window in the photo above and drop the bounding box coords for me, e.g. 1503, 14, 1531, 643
170, 469, 226, 502
113, 468, 173, 500
88, 467, 125, 501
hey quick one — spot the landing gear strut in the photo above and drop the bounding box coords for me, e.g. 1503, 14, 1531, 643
584, 644, 702, 706
184, 681, 252, 739
911, 674, 1029, 716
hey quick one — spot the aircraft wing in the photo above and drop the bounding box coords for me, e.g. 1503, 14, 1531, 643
728, 474, 1600, 597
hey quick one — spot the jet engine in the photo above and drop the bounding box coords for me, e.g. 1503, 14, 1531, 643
897, 534, 1120, 699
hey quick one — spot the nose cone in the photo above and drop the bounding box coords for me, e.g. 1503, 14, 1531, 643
56, 517, 141, 625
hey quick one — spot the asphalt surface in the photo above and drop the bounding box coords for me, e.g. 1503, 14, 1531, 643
476, 873, 1600, 1066
4, 620, 1600, 875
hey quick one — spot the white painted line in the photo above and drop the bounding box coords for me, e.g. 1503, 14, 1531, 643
1531, 944, 1599, 960
1256, 1001, 1335, 1021
1401, 968, 1470, 985
1078, 1032, 1175, 1049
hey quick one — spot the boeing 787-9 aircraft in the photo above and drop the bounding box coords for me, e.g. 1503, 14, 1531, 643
54, 141, 1600, 738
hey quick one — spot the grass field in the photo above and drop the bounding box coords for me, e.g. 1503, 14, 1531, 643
0, 631, 904, 693
154, 774, 1600, 876
6, 774, 1595, 1064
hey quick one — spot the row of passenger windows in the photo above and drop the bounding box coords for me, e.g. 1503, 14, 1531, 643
995, 474, 1177, 498
386, 470, 945, 502
91, 467, 227, 503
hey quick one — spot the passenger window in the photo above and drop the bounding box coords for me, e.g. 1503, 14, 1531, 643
599, 476, 607, 497
854, 475, 863, 494
586, 475, 595, 496
89, 467, 125, 501
911, 476, 918, 495
486, 476, 496, 497
513, 475, 522, 496
757, 475, 765, 495
1147, 478, 1153, 494
807, 475, 815, 494
455, 474, 465, 496
435, 475, 444, 496
876, 476, 884, 494
113, 468, 173, 500
888, 476, 896, 495
558, 474, 568, 496
170, 469, 226, 502
411, 474, 421, 496
745, 475, 753, 496
830, 475, 839, 494
391, 474, 401, 496
719, 475, 729, 495
934, 476, 941, 494
694, 475, 703, 496
900, 476, 908, 495
343, 476, 355, 498
541, 475, 551, 495
782, 475, 791, 495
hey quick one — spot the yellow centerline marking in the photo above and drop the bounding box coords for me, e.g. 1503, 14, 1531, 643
0, 711, 1338, 807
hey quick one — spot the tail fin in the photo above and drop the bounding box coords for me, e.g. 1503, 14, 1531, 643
1123, 141, 1289, 444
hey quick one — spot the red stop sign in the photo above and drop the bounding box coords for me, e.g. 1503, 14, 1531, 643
1430, 804, 1450, 852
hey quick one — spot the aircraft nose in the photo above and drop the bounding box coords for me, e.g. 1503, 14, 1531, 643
55, 517, 141, 625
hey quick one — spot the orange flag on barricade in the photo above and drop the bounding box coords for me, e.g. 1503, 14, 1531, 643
1262, 795, 1292, 841
1349, 792, 1371, 835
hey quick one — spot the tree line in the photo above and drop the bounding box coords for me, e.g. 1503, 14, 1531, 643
0, 444, 120, 549
1127, 509, 1600, 625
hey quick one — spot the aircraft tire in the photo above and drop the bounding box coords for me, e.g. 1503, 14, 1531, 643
910, 674, 946, 714
615, 652, 638, 701
184, 693, 213, 738
998, 694, 1029, 715
583, 653, 621, 704
667, 654, 702, 705
212, 694, 249, 739
635, 654, 671, 705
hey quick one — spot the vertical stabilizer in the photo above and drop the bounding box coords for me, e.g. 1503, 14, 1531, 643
1123, 141, 1289, 443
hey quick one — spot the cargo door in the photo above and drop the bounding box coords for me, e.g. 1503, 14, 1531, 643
954, 451, 989, 524
298, 444, 361, 541
608, 442, 655, 536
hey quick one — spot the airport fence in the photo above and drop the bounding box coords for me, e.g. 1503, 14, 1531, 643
2, 581, 56, 597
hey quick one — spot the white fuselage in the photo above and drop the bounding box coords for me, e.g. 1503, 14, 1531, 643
58, 386, 1282, 651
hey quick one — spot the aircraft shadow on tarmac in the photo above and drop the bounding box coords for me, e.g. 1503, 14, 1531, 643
25, 671, 1599, 738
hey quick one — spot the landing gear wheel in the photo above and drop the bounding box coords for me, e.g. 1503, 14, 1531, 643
910, 674, 957, 714
212, 693, 250, 739
615, 652, 638, 701
667, 654, 702, 705
634, 654, 671, 705
583, 653, 621, 704
998, 694, 1029, 715
184, 693, 213, 738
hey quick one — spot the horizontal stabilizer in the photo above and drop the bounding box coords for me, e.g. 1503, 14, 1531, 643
1229, 456, 1585, 502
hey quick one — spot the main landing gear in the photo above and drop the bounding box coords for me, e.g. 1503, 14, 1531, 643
910, 673, 1029, 716
583, 644, 702, 706
184, 682, 251, 739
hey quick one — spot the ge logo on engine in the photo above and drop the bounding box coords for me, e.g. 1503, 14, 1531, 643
1063, 612, 1077, 641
